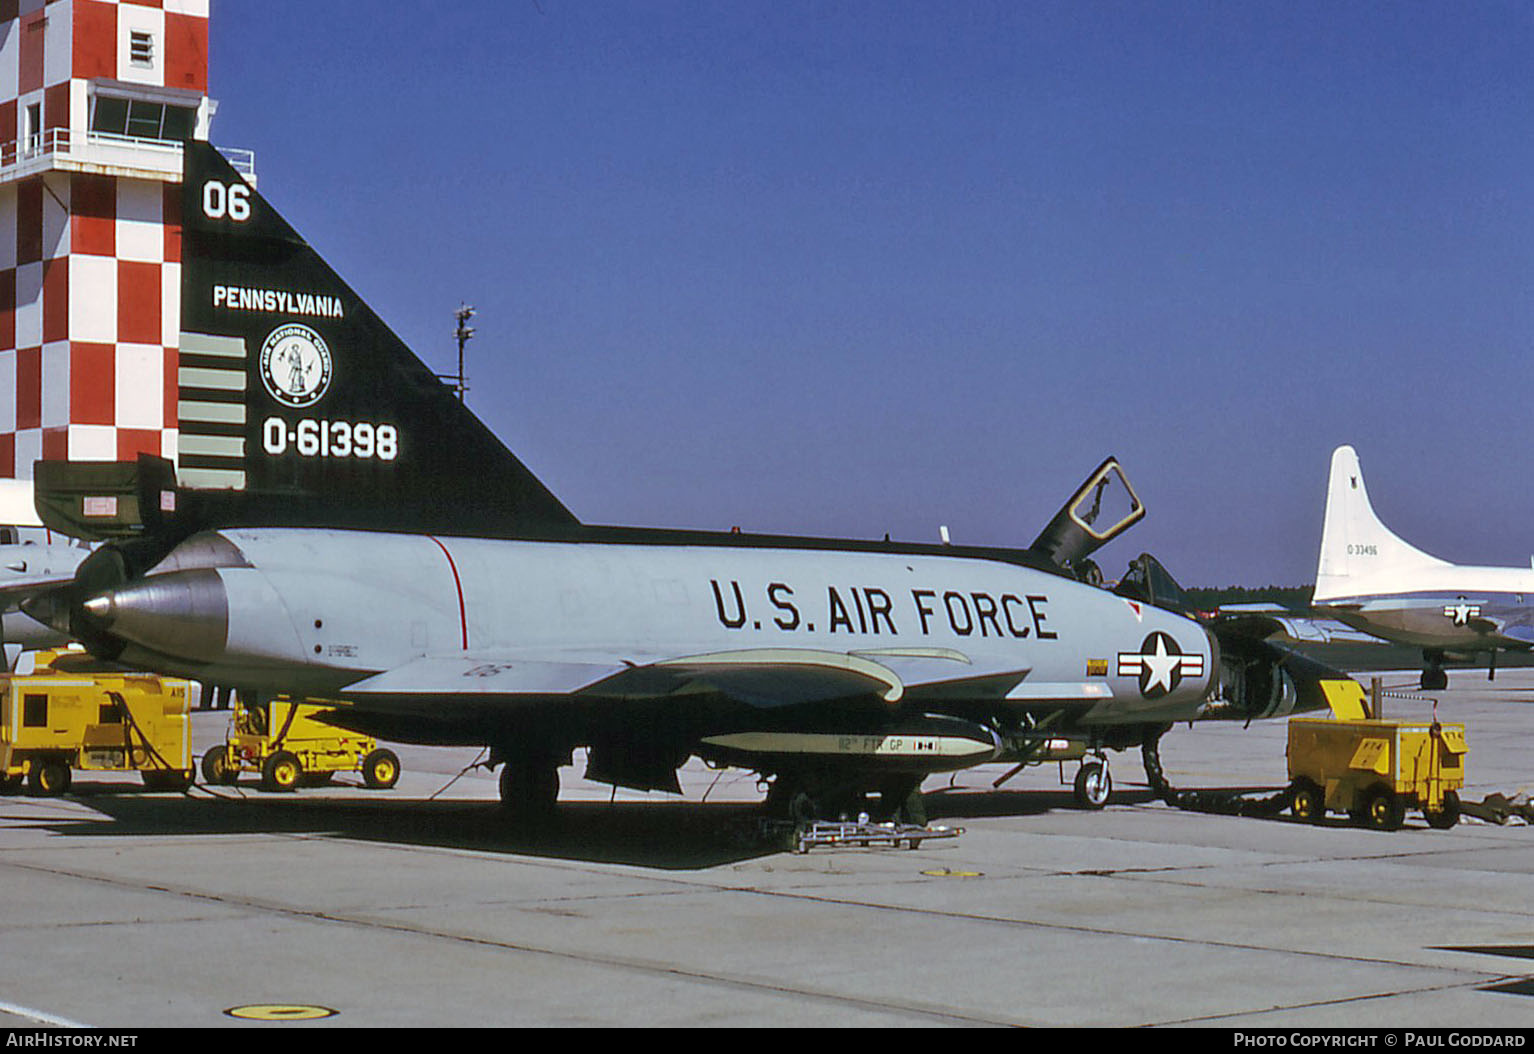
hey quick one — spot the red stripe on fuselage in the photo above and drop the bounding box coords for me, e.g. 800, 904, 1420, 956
428, 535, 468, 650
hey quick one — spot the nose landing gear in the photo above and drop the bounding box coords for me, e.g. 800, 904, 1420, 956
1073, 753, 1112, 809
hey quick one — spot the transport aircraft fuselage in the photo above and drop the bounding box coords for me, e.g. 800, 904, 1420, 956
1313, 445, 1534, 688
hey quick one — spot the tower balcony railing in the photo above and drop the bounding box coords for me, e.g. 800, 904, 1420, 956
0, 128, 255, 183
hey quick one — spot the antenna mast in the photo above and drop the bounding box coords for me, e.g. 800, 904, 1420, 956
440, 302, 475, 402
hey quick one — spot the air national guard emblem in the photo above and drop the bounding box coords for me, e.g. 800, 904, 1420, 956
260, 323, 333, 408
1117, 631, 1205, 699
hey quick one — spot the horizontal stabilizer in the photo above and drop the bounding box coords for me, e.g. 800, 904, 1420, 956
1497, 624, 1534, 646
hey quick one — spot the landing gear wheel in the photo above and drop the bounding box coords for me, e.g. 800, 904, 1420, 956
1289, 779, 1326, 824
787, 790, 818, 826
1363, 785, 1405, 831
362, 748, 401, 790
880, 777, 927, 825
28, 759, 70, 797
201, 745, 238, 786
1073, 759, 1112, 809
260, 750, 302, 792
1420, 668, 1448, 691
499, 761, 559, 825
1425, 790, 1461, 830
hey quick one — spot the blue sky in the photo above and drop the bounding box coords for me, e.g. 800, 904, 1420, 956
209, 2, 1534, 586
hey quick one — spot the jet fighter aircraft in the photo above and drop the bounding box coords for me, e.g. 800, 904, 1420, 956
1313, 444, 1534, 689
16, 144, 1343, 822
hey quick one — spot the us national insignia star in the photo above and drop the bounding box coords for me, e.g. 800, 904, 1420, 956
1117, 632, 1205, 699
1443, 602, 1481, 626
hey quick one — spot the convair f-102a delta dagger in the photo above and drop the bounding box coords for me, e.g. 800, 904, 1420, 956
1314, 444, 1534, 690
14, 143, 1346, 823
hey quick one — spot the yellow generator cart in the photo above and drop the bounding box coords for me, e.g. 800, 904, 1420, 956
201, 698, 400, 792
1287, 716, 1466, 831
0, 649, 194, 796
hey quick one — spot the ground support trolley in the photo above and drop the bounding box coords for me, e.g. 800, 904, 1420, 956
201, 698, 401, 792
0, 648, 193, 795
1287, 716, 1466, 831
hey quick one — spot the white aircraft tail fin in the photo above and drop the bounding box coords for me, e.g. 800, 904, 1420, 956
1314, 445, 1447, 602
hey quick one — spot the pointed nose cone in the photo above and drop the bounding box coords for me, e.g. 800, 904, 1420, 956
80, 569, 230, 663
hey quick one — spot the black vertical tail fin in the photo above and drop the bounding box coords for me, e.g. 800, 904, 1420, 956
176, 141, 579, 538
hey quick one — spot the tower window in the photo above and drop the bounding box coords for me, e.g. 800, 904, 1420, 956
130, 31, 154, 67
91, 96, 196, 142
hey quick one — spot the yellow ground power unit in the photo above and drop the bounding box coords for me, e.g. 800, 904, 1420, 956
1287, 682, 1466, 830
201, 698, 401, 792
0, 649, 194, 796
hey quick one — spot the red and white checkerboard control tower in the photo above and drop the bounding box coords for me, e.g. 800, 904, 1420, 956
0, 0, 251, 481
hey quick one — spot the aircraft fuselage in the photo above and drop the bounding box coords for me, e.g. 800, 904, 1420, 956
82, 527, 1219, 730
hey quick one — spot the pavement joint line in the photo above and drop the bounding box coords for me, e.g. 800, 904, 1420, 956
8, 831, 1528, 985
12, 851, 1512, 1026
0, 858, 1018, 1028
1152, 975, 1531, 1028
715, 883, 1528, 981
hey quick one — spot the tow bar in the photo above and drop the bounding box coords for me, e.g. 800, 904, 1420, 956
793, 819, 964, 854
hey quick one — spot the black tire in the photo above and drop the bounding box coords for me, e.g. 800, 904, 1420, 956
1363, 785, 1406, 831
260, 750, 302, 792
1073, 760, 1112, 810
201, 745, 238, 786
1425, 790, 1461, 830
880, 776, 927, 825
28, 758, 71, 797
1420, 668, 1448, 691
498, 761, 559, 823
1290, 780, 1326, 823
362, 748, 400, 790
141, 768, 193, 792
0, 773, 23, 795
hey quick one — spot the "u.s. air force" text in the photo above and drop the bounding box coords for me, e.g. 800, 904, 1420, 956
710, 579, 1055, 639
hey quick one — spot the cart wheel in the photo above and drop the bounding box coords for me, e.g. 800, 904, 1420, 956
260, 750, 302, 792
1073, 760, 1111, 809
201, 745, 238, 786
1290, 780, 1326, 824
1425, 790, 1461, 830
362, 748, 401, 790
1363, 785, 1405, 831
28, 759, 71, 797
